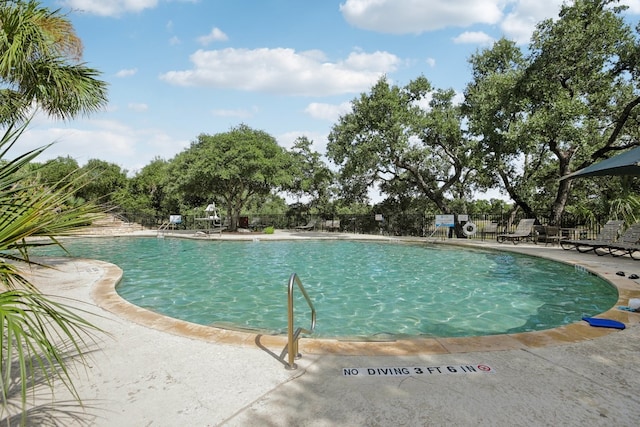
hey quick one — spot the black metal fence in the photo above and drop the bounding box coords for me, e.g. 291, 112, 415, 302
117, 209, 608, 241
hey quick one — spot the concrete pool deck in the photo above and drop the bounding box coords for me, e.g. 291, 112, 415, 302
10, 230, 640, 426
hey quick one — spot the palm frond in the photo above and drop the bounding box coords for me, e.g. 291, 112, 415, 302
0, 290, 102, 414
0, 119, 106, 418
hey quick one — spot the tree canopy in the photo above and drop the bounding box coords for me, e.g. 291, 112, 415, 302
464, 0, 640, 224
20, 0, 640, 231
167, 124, 292, 230
327, 76, 476, 219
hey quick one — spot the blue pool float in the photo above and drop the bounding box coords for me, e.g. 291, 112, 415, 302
582, 317, 626, 329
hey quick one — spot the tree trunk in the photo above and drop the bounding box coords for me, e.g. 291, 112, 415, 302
498, 170, 536, 219
550, 179, 571, 225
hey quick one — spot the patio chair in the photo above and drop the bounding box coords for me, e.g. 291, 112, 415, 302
606, 222, 640, 259
560, 220, 624, 253
294, 219, 317, 231
496, 218, 536, 244
324, 219, 341, 231
536, 225, 563, 246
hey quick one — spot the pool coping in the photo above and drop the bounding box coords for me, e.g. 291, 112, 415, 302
88, 232, 640, 356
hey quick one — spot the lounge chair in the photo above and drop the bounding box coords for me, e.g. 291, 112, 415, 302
294, 219, 317, 231
606, 222, 640, 259
496, 218, 536, 244
560, 220, 624, 253
481, 222, 501, 241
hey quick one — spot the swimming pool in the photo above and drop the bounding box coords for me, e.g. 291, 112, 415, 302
33, 237, 618, 339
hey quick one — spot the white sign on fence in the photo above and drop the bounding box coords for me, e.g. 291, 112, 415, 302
435, 214, 455, 227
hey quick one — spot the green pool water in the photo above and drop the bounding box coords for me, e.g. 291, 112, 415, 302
34, 237, 617, 339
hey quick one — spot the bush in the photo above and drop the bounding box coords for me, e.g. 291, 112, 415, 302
263, 226, 275, 234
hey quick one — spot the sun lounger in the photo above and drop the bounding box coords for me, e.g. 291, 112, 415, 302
606, 222, 640, 259
560, 220, 624, 253
496, 219, 536, 244
294, 219, 317, 231
481, 222, 501, 240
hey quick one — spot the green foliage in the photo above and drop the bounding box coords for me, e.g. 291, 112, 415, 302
0, 121, 104, 421
167, 124, 292, 230
287, 136, 335, 211
15, 0, 640, 233
116, 157, 172, 220
328, 76, 474, 216
465, 0, 640, 223
75, 159, 128, 204
0, 0, 108, 125
35, 156, 80, 190
243, 193, 288, 215
609, 192, 640, 224
263, 226, 275, 234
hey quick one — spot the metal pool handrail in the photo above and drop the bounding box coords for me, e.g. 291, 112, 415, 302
282, 273, 316, 370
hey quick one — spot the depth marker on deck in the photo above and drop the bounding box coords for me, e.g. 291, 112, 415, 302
342, 364, 494, 377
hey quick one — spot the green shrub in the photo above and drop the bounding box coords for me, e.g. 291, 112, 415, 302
263, 226, 275, 234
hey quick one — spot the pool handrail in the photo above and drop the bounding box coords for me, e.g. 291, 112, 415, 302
282, 273, 316, 370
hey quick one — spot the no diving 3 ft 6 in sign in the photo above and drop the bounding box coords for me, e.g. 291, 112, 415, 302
342, 364, 494, 377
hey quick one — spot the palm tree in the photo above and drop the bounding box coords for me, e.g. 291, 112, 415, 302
0, 2, 109, 422
0, 120, 105, 423
0, 0, 108, 125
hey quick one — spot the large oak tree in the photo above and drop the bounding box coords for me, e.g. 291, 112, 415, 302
327, 76, 477, 234
464, 0, 640, 224
168, 124, 292, 231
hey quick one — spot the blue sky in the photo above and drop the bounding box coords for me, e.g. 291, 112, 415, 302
22, 0, 640, 186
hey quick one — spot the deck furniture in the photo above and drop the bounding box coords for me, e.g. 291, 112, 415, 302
560, 220, 624, 253
496, 219, 536, 244
481, 222, 501, 241
606, 222, 640, 259
294, 219, 317, 231
536, 225, 563, 246
324, 219, 340, 231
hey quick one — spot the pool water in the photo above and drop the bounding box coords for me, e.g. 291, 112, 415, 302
34, 238, 617, 339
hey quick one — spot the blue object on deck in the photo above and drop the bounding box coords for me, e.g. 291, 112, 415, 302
582, 317, 626, 329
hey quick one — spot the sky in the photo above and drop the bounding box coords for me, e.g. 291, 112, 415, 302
19, 1, 640, 194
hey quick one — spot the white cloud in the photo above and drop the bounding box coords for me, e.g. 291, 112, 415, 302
277, 131, 328, 155
499, 0, 640, 45
453, 31, 494, 45
17, 119, 188, 175
500, 0, 565, 44
159, 48, 400, 96
622, 0, 640, 13
340, 0, 503, 34
425, 57, 436, 68
339, 0, 620, 46
61, 0, 159, 17
62, 0, 199, 17
304, 102, 352, 122
197, 27, 229, 46
128, 103, 148, 112
211, 108, 256, 119
115, 68, 138, 78
169, 36, 181, 46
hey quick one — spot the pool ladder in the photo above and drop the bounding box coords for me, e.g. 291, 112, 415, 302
280, 273, 316, 370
